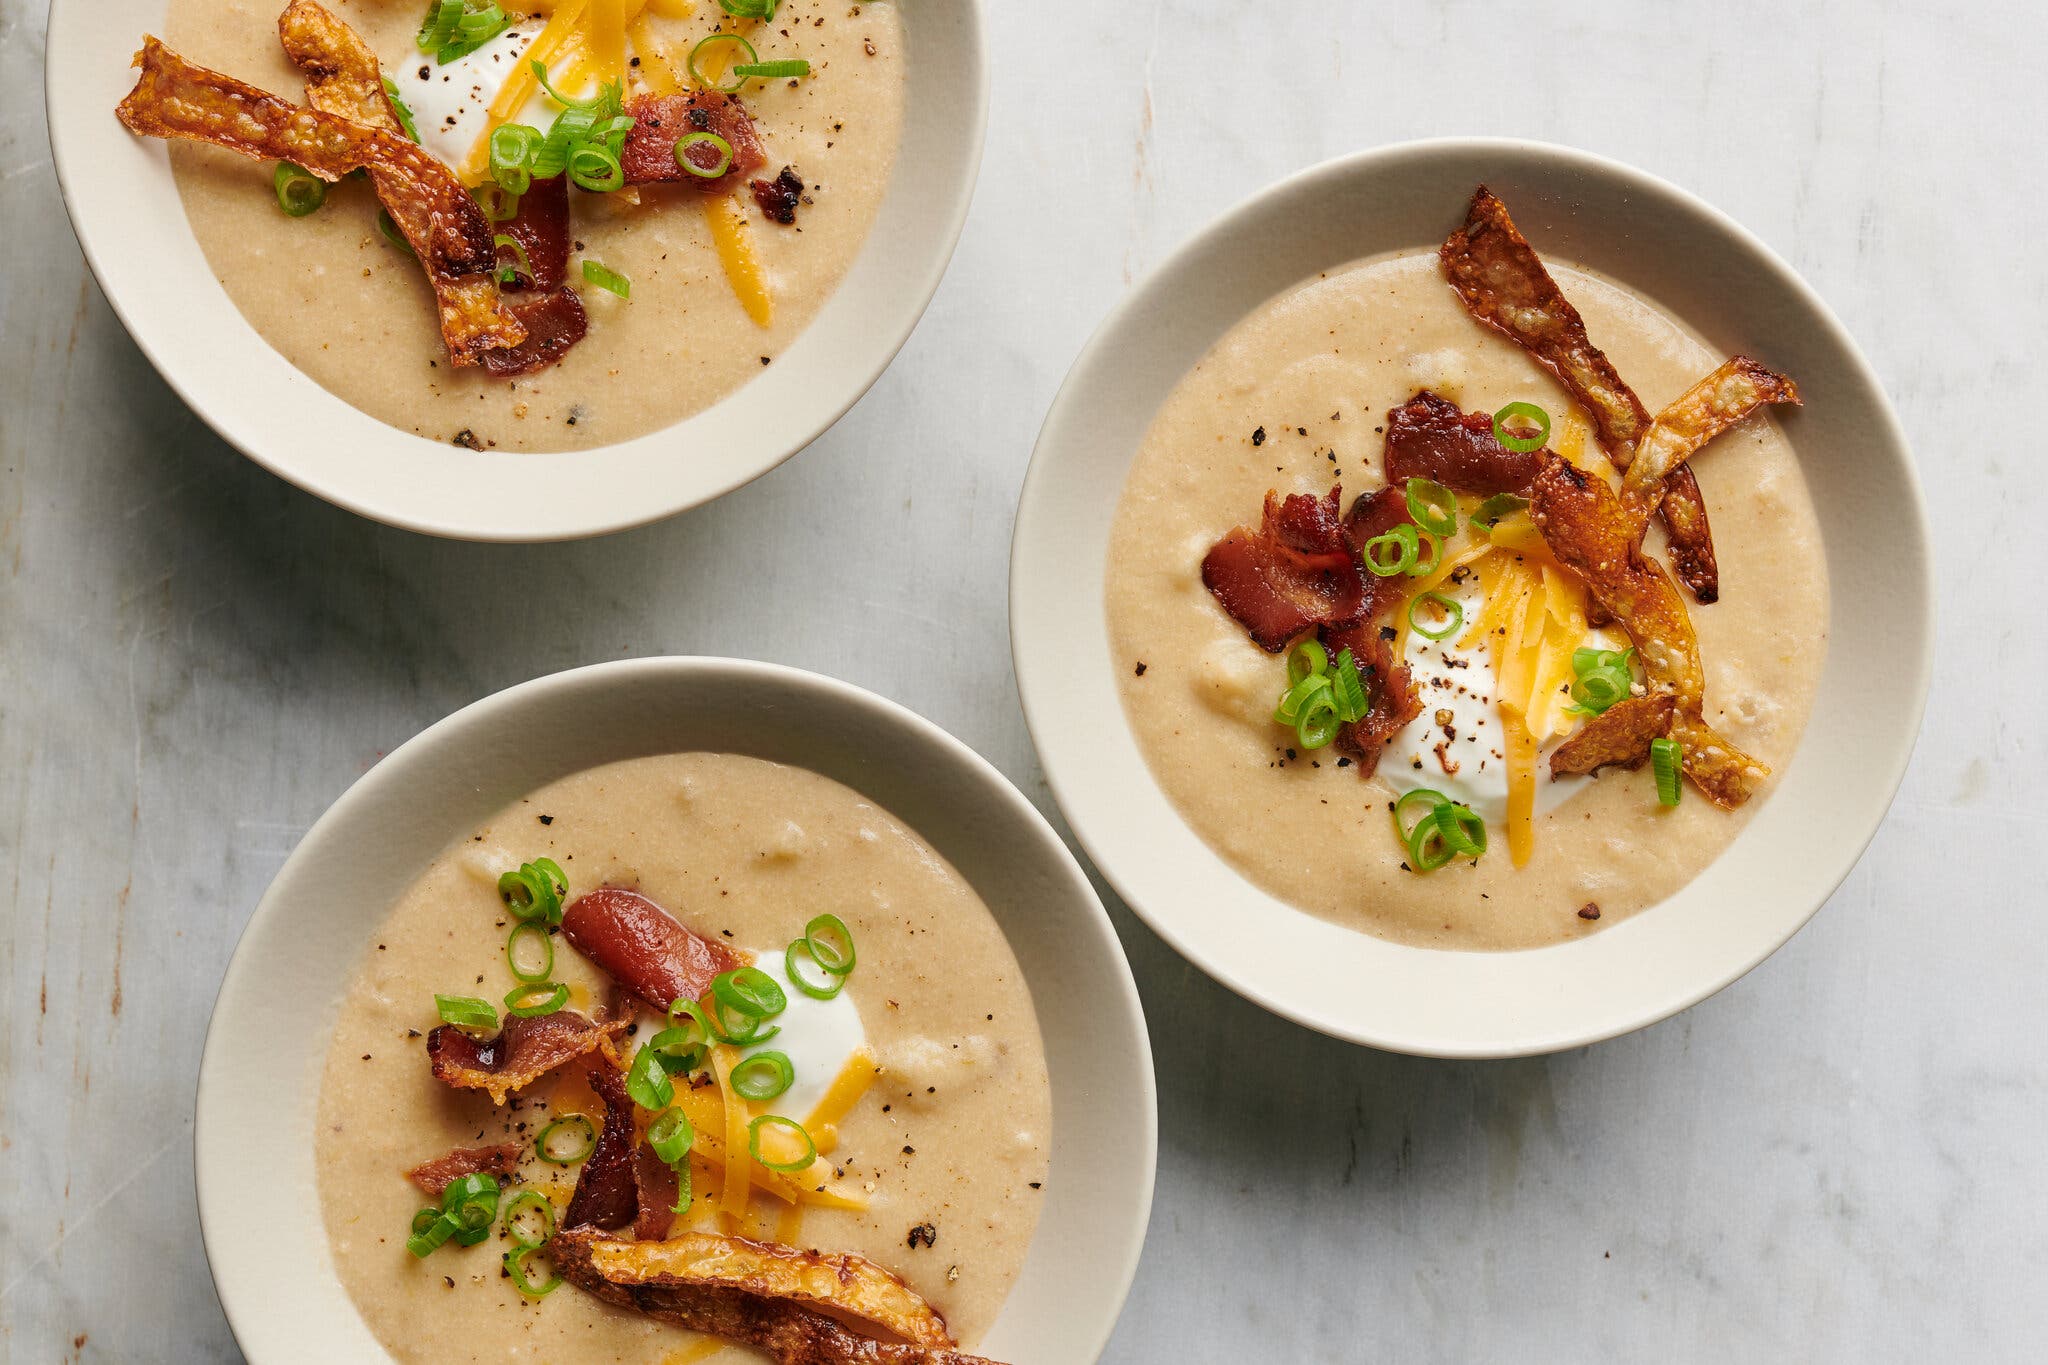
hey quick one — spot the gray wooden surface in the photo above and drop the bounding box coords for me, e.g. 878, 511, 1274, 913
3, 1, 2039, 1359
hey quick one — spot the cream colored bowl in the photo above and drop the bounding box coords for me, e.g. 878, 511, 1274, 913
1011, 140, 1931, 1057
47, 0, 986, 540
195, 658, 1155, 1361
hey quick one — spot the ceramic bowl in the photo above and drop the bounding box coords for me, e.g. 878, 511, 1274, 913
47, 1, 987, 539
1010, 139, 1931, 1057
195, 657, 1155, 1360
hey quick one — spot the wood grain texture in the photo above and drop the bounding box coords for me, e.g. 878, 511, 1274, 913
1, 0, 2038, 1360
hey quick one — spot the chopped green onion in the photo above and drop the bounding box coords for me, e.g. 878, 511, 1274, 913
1408, 530, 1443, 577
489, 123, 541, 195
647, 1107, 696, 1166
1435, 802, 1488, 856
376, 208, 414, 256
731, 59, 811, 80
1567, 647, 1635, 716
531, 59, 619, 113
568, 143, 624, 192
434, 994, 497, 1031
473, 183, 520, 222
730, 1050, 795, 1101
498, 858, 567, 925
381, 76, 423, 143
1285, 637, 1328, 687
1362, 523, 1419, 577
644, 1024, 709, 1076
1393, 788, 1451, 842
1391, 789, 1486, 872
405, 1207, 458, 1258
747, 1115, 816, 1172
501, 1189, 555, 1250
713, 966, 787, 1019
675, 131, 735, 179
439, 1171, 502, 1247
716, 0, 781, 19
505, 922, 553, 983
272, 162, 326, 217
1330, 648, 1369, 723
1470, 492, 1528, 530
1404, 478, 1459, 537
687, 32, 758, 93
1408, 591, 1465, 642
502, 981, 569, 1019
803, 914, 857, 976
1493, 401, 1551, 454
1403, 808, 1456, 872
626, 1042, 675, 1111
1295, 693, 1341, 750
504, 1244, 562, 1297
581, 259, 630, 298
494, 233, 535, 287
664, 999, 718, 1065
711, 1000, 780, 1046
1272, 671, 1333, 727
437, 2, 511, 65
784, 939, 845, 1000
1651, 737, 1684, 806
536, 1114, 596, 1165
416, 0, 463, 53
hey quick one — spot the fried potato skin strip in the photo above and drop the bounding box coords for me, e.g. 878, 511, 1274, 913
1625, 356, 1801, 534
274, 3, 525, 363
552, 1229, 1006, 1365
1529, 456, 1766, 807
116, 34, 522, 365
1441, 186, 1722, 601
1549, 694, 1676, 778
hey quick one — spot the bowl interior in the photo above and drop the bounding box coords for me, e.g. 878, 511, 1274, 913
195, 658, 1155, 1361
1011, 139, 1931, 1057
47, 0, 986, 540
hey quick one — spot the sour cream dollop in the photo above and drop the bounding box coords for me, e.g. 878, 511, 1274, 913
395, 24, 560, 169
734, 947, 866, 1124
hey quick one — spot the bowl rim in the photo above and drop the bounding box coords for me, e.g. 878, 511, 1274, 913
46, 0, 990, 541
1010, 135, 1934, 1057
193, 656, 1157, 1360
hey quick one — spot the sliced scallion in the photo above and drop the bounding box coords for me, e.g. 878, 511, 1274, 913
784, 939, 844, 1000
1408, 591, 1465, 642
581, 259, 630, 298
1404, 477, 1459, 537
505, 922, 553, 983
1651, 737, 1684, 807
502, 981, 569, 1019
434, 994, 497, 1031
746, 1114, 816, 1172
536, 1114, 596, 1166
1362, 523, 1419, 577
687, 32, 758, 93
1493, 401, 1551, 454
675, 131, 735, 179
272, 162, 326, 217
731, 59, 811, 80
803, 914, 857, 976
626, 1042, 674, 1111
730, 1050, 795, 1102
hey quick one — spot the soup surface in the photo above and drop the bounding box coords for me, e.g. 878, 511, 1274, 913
315, 752, 1050, 1361
1106, 250, 1829, 950
161, 0, 904, 451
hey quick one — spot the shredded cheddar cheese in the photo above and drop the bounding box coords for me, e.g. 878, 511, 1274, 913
706, 194, 774, 327
460, 0, 591, 182
710, 1046, 754, 1232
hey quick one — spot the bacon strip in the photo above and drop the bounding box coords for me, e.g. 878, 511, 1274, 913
1315, 486, 1424, 774
1548, 694, 1676, 778
426, 1007, 631, 1105
633, 1141, 680, 1242
1622, 356, 1800, 537
405, 1143, 520, 1198
1201, 487, 1367, 652
118, 34, 523, 366
1383, 391, 1544, 496
1529, 457, 1766, 807
477, 287, 589, 377
551, 1228, 1005, 1364
1440, 186, 1721, 601
564, 1055, 640, 1232
562, 887, 742, 1013
494, 173, 572, 293
620, 91, 766, 191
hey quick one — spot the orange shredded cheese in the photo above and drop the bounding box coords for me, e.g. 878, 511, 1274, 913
460, 0, 591, 182
588, 0, 629, 83
627, 13, 684, 93
705, 194, 774, 327
711, 1046, 753, 1232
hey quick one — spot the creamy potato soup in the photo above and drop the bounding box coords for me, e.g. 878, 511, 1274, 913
316, 753, 1049, 1362
159, 0, 903, 451
1107, 250, 1828, 951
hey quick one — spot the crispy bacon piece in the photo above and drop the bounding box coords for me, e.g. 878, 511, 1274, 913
1318, 486, 1424, 774
495, 174, 572, 292
564, 1056, 640, 1231
405, 1143, 520, 1198
562, 887, 742, 1013
426, 1007, 630, 1106
1201, 487, 1366, 652
620, 91, 766, 191
551, 1229, 1006, 1364
1549, 694, 1676, 778
476, 287, 589, 377
118, 34, 522, 366
1440, 186, 1720, 601
1383, 391, 1544, 496
751, 165, 804, 224
1623, 356, 1801, 534
1530, 457, 1767, 807
633, 1142, 680, 1242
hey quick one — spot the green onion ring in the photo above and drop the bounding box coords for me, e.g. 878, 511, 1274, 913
272, 162, 326, 217
405, 1207, 458, 1258
731, 58, 811, 80
711, 998, 781, 1046
1407, 530, 1443, 577
644, 1024, 709, 1075
500, 1189, 556, 1251
1651, 737, 1684, 807
1435, 802, 1488, 857
730, 1050, 796, 1102
1408, 591, 1465, 642
376, 208, 414, 257
1330, 648, 1369, 723
1404, 809, 1456, 872
687, 32, 758, 93
784, 939, 845, 1000
531, 57, 610, 110
416, 0, 463, 53
1272, 671, 1334, 726
1392, 788, 1452, 842
626, 1042, 674, 1111
568, 144, 624, 193
1362, 523, 1419, 577
713, 966, 787, 1019
503, 981, 569, 1019
666, 999, 718, 1058
382, 75, 423, 143
536, 1114, 596, 1166
505, 922, 553, 984
746, 1115, 817, 1173
674, 131, 735, 179
802, 914, 857, 976
581, 259, 630, 299
647, 1106, 696, 1166
1294, 694, 1341, 750
504, 1243, 563, 1298
434, 994, 498, 1031
1285, 637, 1329, 687
1493, 401, 1552, 454
1470, 492, 1528, 530
473, 183, 520, 222
498, 858, 567, 925
1404, 478, 1459, 537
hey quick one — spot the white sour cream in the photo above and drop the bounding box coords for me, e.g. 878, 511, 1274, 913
735, 947, 866, 1124
393, 24, 560, 169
